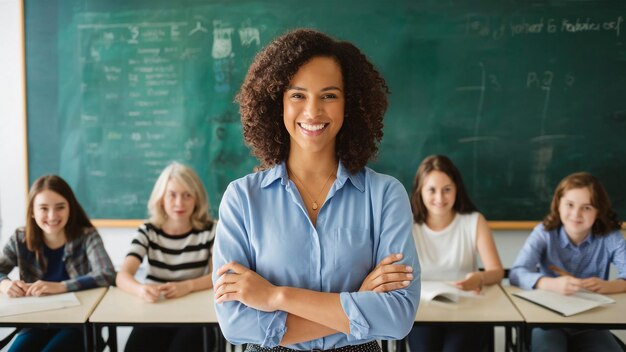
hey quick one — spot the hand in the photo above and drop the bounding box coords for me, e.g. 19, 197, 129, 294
137, 284, 161, 303
540, 276, 583, 295
159, 281, 193, 299
214, 261, 278, 312
454, 272, 483, 293
359, 253, 413, 293
0, 279, 29, 297
25, 280, 66, 296
580, 277, 611, 293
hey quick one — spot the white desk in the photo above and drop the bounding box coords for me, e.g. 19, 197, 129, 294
416, 284, 523, 323
504, 285, 626, 327
89, 287, 219, 352
407, 284, 525, 352
504, 285, 626, 351
0, 287, 107, 351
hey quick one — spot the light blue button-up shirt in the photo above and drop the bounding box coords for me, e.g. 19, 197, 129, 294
509, 223, 626, 290
212, 162, 420, 349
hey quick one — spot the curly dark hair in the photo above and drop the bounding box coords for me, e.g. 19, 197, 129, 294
236, 28, 389, 173
410, 155, 478, 224
543, 172, 622, 235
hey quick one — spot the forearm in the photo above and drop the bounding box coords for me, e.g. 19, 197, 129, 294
481, 268, 504, 286
115, 270, 144, 296
276, 287, 349, 334
186, 274, 213, 292
605, 279, 626, 293
280, 314, 338, 346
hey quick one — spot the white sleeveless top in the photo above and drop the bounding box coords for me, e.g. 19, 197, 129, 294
413, 212, 479, 281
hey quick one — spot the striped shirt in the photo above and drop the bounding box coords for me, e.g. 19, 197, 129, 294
127, 222, 215, 283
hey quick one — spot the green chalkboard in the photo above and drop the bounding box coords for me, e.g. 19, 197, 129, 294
26, 0, 626, 221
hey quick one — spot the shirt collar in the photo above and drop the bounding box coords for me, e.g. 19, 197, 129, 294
260, 162, 288, 189
336, 162, 365, 192
558, 226, 594, 248
259, 161, 365, 192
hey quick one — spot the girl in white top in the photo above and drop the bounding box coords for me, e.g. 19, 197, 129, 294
408, 155, 504, 352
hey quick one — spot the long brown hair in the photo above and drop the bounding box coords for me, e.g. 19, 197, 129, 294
543, 172, 621, 235
410, 155, 478, 224
26, 175, 94, 266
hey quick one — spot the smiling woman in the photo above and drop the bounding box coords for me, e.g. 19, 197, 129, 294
212, 29, 421, 352
0, 175, 115, 351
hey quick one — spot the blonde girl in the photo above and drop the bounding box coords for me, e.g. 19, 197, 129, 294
116, 162, 215, 352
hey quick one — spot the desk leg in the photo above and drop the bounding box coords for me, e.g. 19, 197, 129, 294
217, 327, 227, 352
108, 325, 118, 352
516, 326, 523, 352
505, 326, 512, 352
92, 324, 99, 352
83, 324, 91, 352
203, 326, 209, 352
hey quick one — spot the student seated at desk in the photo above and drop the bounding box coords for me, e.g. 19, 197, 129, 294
510, 172, 626, 352
0, 175, 116, 352
116, 162, 216, 352
408, 155, 504, 352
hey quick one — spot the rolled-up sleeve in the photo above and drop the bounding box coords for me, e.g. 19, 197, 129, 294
212, 183, 288, 347
339, 180, 420, 341
509, 225, 546, 290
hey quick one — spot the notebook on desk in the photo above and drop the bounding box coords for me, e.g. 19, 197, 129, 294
421, 281, 483, 303
512, 289, 615, 317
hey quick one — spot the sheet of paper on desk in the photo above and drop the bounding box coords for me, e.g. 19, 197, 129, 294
0, 292, 80, 317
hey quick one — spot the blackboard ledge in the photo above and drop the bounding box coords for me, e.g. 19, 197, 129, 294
92, 220, 625, 233
93, 219, 145, 228
93, 219, 541, 230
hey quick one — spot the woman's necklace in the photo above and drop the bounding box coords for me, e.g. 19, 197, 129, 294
288, 165, 336, 211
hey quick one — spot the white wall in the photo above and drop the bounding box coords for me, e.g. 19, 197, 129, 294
0, 0, 27, 244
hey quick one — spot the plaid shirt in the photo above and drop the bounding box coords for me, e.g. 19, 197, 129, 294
0, 228, 116, 291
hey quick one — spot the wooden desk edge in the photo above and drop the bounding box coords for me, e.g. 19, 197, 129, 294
98, 220, 543, 229
84, 287, 109, 321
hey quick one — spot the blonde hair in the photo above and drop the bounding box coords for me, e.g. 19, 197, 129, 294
148, 162, 212, 230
